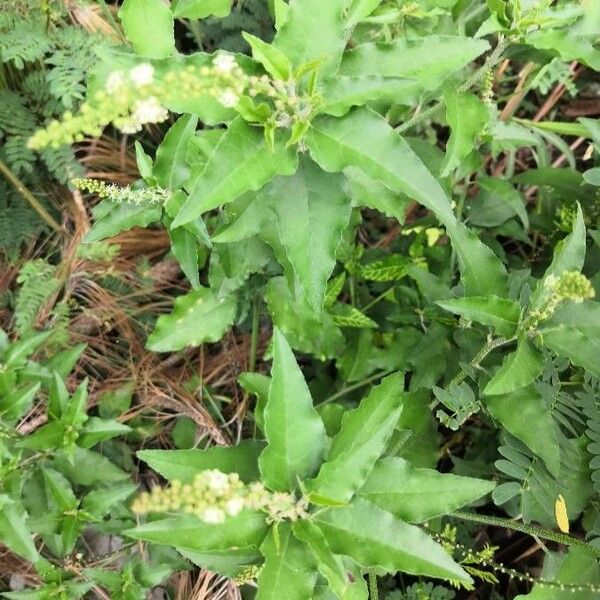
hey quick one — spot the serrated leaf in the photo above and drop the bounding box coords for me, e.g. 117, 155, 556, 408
138, 440, 263, 483
118, 0, 175, 59
124, 511, 268, 554
358, 457, 494, 522
270, 160, 352, 310
147, 287, 237, 352
339, 35, 490, 97
437, 296, 520, 338
358, 255, 409, 282
84, 201, 162, 244
256, 523, 318, 600
486, 386, 560, 476
306, 106, 508, 297
308, 373, 403, 505
259, 329, 327, 491
315, 498, 471, 583
320, 76, 419, 117
293, 520, 368, 600
173, 0, 233, 18
484, 339, 544, 396
173, 118, 298, 227
154, 115, 198, 189
272, 0, 349, 79
324, 273, 346, 309
441, 90, 488, 177
169, 225, 200, 289
329, 305, 378, 329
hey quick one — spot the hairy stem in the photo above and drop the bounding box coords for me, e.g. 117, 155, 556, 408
368, 571, 379, 600
450, 336, 514, 387
0, 158, 63, 233
451, 510, 600, 556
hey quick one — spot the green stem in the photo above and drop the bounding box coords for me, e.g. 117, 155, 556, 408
322, 370, 394, 406
450, 336, 514, 387
248, 298, 261, 373
368, 571, 379, 600
397, 36, 509, 134
0, 158, 63, 233
451, 511, 600, 556
96, 0, 127, 42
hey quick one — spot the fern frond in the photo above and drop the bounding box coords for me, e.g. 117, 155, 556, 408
0, 19, 51, 69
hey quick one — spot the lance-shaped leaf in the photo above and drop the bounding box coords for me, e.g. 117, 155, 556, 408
154, 115, 198, 189
259, 329, 327, 491
272, 0, 350, 78
269, 160, 352, 310
168, 225, 201, 289
84, 201, 162, 244
256, 523, 318, 600
484, 339, 544, 396
315, 498, 471, 583
306, 106, 508, 297
319, 76, 419, 117
441, 90, 488, 177
293, 520, 368, 600
173, 118, 298, 227
308, 373, 404, 505
486, 386, 560, 477
119, 0, 175, 59
124, 511, 268, 554
179, 546, 262, 578
437, 296, 521, 338
339, 35, 490, 96
358, 457, 494, 522
138, 440, 264, 483
0, 497, 40, 564
538, 301, 600, 378
147, 287, 237, 352
243, 32, 292, 80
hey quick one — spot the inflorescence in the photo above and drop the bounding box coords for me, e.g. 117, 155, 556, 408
29, 54, 316, 149
72, 178, 170, 206
131, 469, 308, 525
527, 270, 595, 329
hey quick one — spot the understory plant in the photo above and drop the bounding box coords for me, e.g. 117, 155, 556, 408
2, 0, 600, 598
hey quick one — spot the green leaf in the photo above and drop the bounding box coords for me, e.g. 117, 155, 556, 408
135, 141, 154, 180
84, 201, 162, 244
486, 386, 560, 476
125, 511, 268, 553
539, 303, 600, 377
306, 107, 508, 297
266, 277, 346, 360
0, 497, 39, 564
329, 305, 378, 329
272, 0, 350, 79
469, 177, 529, 229
138, 440, 263, 483
293, 520, 368, 600
309, 373, 403, 505
168, 225, 200, 289
239, 373, 271, 432
81, 483, 137, 519
79, 417, 132, 448
259, 329, 327, 491
483, 339, 544, 396
154, 115, 198, 189
179, 546, 261, 577
52, 448, 128, 485
118, 0, 175, 59
269, 160, 352, 310
173, 118, 298, 227
256, 523, 318, 600
173, 0, 233, 18
358, 457, 494, 522
320, 76, 419, 117
242, 33, 292, 80
147, 287, 237, 352
437, 296, 520, 338
441, 90, 488, 177
339, 35, 490, 97
5, 330, 51, 368
315, 498, 471, 583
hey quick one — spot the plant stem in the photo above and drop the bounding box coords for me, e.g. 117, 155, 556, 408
96, 0, 127, 42
450, 335, 513, 387
248, 298, 260, 373
322, 370, 394, 405
0, 158, 63, 233
451, 511, 600, 556
368, 571, 379, 600
397, 36, 509, 134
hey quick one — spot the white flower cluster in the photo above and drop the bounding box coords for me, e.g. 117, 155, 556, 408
132, 469, 308, 525
72, 178, 170, 205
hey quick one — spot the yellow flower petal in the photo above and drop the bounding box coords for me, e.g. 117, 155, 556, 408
555, 494, 569, 534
